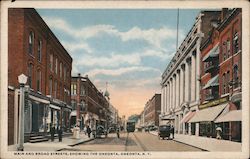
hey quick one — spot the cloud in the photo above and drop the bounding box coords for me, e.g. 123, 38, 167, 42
85, 66, 161, 77
43, 16, 179, 49
61, 41, 93, 54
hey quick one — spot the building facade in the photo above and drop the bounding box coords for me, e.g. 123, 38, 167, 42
160, 11, 221, 135
144, 94, 161, 127
8, 8, 72, 145
71, 74, 109, 131
196, 8, 242, 142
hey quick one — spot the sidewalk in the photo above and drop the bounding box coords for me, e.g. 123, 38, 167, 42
8, 132, 94, 151
149, 131, 241, 151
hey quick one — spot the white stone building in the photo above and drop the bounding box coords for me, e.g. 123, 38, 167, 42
160, 11, 221, 136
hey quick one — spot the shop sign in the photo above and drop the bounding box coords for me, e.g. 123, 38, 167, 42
199, 97, 228, 109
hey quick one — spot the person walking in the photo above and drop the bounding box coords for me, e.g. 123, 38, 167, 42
87, 125, 92, 138
50, 124, 55, 142
170, 125, 175, 139
116, 126, 120, 138
57, 126, 63, 142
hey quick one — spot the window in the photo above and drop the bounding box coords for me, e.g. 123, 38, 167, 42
233, 32, 240, 54
28, 31, 34, 55
49, 77, 53, 96
71, 84, 77, 95
226, 39, 231, 58
233, 65, 239, 89
222, 41, 227, 61
55, 58, 58, 75
37, 69, 41, 92
38, 39, 42, 62
64, 87, 67, 102
54, 81, 57, 98
226, 71, 230, 93
222, 73, 226, 95
64, 65, 67, 81
49, 54, 53, 72
71, 100, 77, 110
60, 62, 62, 78
80, 85, 85, 95
28, 63, 33, 88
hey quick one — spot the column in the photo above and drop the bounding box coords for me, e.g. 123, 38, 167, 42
173, 75, 176, 109
196, 43, 201, 102
191, 53, 196, 101
167, 82, 170, 113
164, 86, 167, 113
169, 79, 172, 110
178, 114, 181, 134
179, 67, 183, 105
161, 86, 164, 114
176, 71, 180, 108
185, 59, 191, 102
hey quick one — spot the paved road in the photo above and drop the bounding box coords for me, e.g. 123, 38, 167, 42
72, 132, 202, 151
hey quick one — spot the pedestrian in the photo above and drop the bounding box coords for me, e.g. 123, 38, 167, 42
84, 126, 87, 135
170, 125, 175, 139
116, 126, 120, 138
87, 125, 92, 138
57, 126, 63, 142
50, 124, 55, 142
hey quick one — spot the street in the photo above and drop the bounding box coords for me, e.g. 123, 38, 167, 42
70, 132, 202, 151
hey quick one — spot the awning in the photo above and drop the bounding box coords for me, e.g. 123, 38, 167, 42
215, 110, 242, 123
29, 95, 50, 104
180, 111, 196, 123
188, 103, 228, 123
49, 104, 61, 110
202, 43, 219, 62
70, 110, 77, 116
203, 75, 219, 89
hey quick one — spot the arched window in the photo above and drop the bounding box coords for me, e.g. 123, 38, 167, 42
28, 31, 34, 55
222, 73, 226, 94
60, 62, 62, 78
233, 32, 240, 54
38, 39, 42, 62
49, 53, 53, 72
28, 63, 33, 88
71, 100, 77, 110
54, 80, 57, 98
226, 39, 231, 58
37, 69, 41, 92
55, 58, 58, 75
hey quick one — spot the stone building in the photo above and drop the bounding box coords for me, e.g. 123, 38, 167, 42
160, 11, 221, 135
8, 8, 72, 144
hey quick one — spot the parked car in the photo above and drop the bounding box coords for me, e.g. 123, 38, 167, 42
108, 127, 116, 133
149, 126, 158, 131
145, 127, 149, 132
95, 125, 108, 138
158, 125, 171, 140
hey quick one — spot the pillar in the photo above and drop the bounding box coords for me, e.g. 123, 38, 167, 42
173, 75, 176, 109
185, 58, 191, 102
161, 86, 164, 114
191, 53, 196, 101
196, 44, 201, 102
176, 70, 180, 108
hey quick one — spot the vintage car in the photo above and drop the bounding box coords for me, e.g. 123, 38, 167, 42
95, 125, 108, 138
158, 125, 171, 140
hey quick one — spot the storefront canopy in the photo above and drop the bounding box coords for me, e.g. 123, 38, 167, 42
180, 111, 196, 123
215, 110, 242, 123
202, 43, 219, 62
203, 75, 219, 89
49, 104, 61, 110
188, 103, 228, 123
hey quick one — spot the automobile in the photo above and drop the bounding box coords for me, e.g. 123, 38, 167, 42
149, 126, 158, 131
95, 125, 108, 138
158, 125, 171, 140
108, 127, 116, 133
145, 127, 149, 132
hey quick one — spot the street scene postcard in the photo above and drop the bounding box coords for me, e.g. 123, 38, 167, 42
1, 0, 250, 159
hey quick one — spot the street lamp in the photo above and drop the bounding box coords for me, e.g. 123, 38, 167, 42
17, 74, 28, 151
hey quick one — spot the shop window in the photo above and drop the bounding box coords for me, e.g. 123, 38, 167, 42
37, 69, 41, 92
37, 39, 42, 62
233, 32, 240, 54
28, 63, 33, 88
28, 31, 34, 55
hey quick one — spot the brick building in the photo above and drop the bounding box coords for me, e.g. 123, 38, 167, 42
8, 8, 72, 145
144, 94, 161, 127
71, 74, 109, 131
194, 8, 242, 142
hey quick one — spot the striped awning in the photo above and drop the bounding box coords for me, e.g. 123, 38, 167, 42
203, 75, 219, 89
215, 110, 242, 123
202, 43, 219, 62
180, 111, 196, 123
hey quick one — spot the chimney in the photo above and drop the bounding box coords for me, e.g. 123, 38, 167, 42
221, 8, 228, 22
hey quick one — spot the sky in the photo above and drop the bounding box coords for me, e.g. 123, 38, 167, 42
37, 9, 201, 118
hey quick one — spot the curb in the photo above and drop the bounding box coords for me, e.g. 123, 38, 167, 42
68, 138, 94, 147
148, 131, 208, 151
